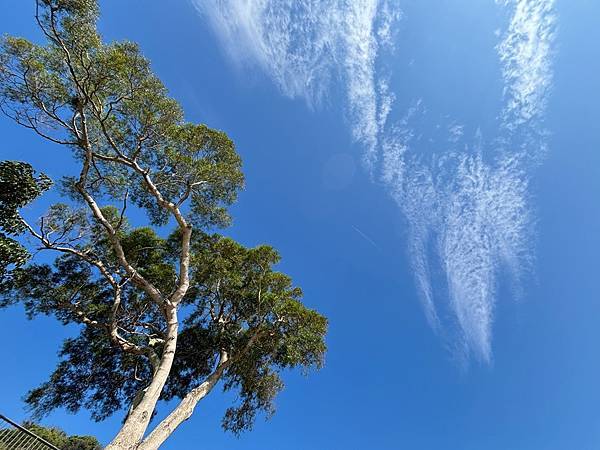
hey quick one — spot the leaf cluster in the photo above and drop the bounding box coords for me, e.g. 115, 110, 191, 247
9, 229, 327, 433
170, 235, 328, 433
0, 421, 100, 450
0, 161, 51, 283
1, 0, 243, 228
23, 422, 100, 450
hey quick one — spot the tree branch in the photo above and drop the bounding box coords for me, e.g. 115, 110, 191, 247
139, 326, 266, 450
74, 118, 165, 307
138, 351, 231, 450
20, 215, 117, 288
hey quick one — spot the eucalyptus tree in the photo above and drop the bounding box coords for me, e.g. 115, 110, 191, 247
0, 1, 327, 449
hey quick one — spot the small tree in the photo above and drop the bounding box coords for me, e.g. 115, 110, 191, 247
0, 421, 100, 450
23, 423, 101, 450
0, 1, 327, 449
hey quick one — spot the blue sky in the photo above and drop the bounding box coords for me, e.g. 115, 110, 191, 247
1, 0, 600, 449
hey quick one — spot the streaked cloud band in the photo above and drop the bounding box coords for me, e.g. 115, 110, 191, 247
193, 0, 557, 363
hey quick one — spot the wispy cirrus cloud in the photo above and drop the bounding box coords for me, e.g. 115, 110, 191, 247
193, 0, 340, 103
193, 0, 400, 166
193, 0, 557, 363
379, 0, 556, 362
498, 0, 557, 132
386, 145, 534, 361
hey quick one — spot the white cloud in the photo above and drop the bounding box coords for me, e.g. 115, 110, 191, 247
448, 123, 464, 143
193, 0, 400, 168
439, 153, 532, 361
193, 0, 556, 363
192, 0, 338, 103
381, 107, 533, 362
498, 0, 557, 131
379, 0, 556, 361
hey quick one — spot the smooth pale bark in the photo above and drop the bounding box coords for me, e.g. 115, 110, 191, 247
138, 331, 264, 450
104, 310, 179, 450
138, 354, 230, 450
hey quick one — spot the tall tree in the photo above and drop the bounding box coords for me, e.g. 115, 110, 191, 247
0, 1, 327, 449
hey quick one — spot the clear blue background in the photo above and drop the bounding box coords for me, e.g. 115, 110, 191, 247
1, 1, 599, 449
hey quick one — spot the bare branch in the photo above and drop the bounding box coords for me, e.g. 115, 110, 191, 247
73, 109, 165, 306
20, 215, 118, 289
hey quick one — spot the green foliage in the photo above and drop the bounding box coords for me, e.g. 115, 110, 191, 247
0, 0, 327, 441
0, 161, 51, 234
1, 1, 243, 228
0, 161, 51, 284
169, 235, 327, 433
13, 230, 327, 431
27, 327, 154, 422
0, 422, 100, 450
23, 422, 101, 450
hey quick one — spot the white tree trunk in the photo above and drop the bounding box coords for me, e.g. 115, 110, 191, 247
137, 354, 230, 450
104, 310, 179, 450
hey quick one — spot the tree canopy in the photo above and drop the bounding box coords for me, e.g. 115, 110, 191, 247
0, 1, 327, 449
